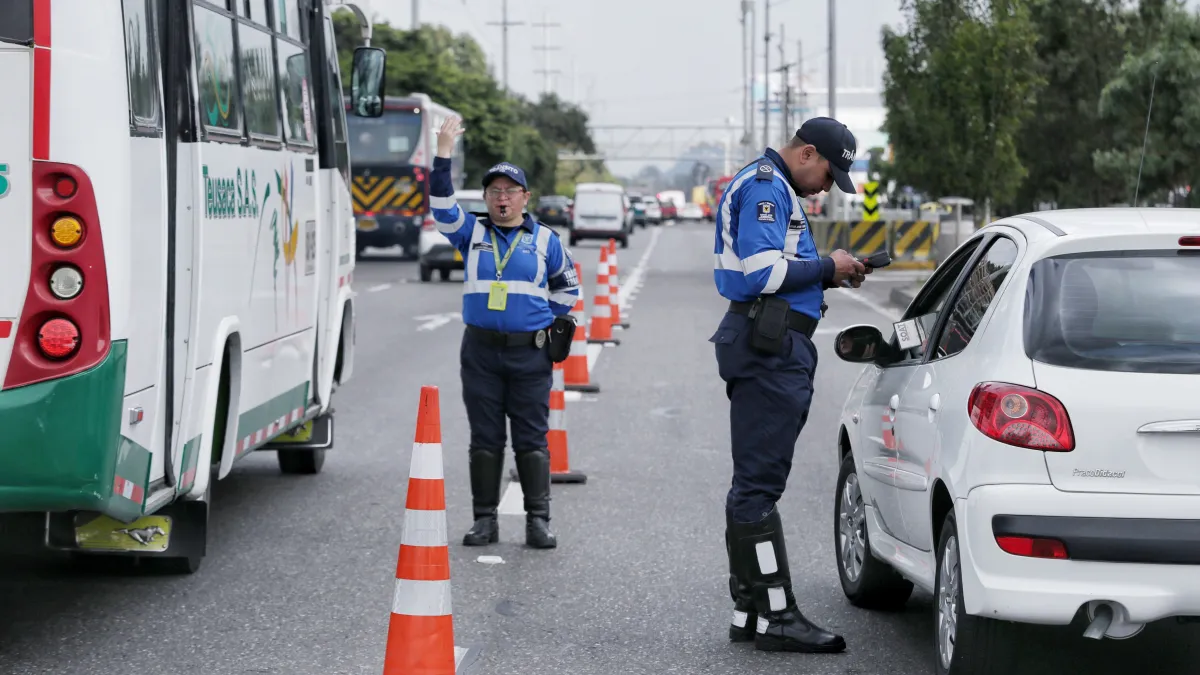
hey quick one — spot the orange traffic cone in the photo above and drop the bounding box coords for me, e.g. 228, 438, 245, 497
607, 239, 630, 329
563, 262, 599, 393
548, 361, 587, 484
384, 386, 455, 675
588, 248, 619, 345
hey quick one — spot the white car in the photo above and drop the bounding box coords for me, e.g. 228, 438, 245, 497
679, 202, 705, 220
642, 197, 662, 225
829, 208, 1200, 674
418, 189, 487, 282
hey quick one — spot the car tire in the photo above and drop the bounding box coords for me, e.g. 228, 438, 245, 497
419, 263, 432, 283
620, 236, 629, 249
834, 452, 914, 610
278, 449, 326, 475
933, 510, 1015, 675
439, 268, 451, 282
569, 236, 578, 247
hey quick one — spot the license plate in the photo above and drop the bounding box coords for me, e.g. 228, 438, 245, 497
357, 218, 378, 231
75, 514, 172, 553
276, 421, 314, 443
547, 209, 558, 216
453, 250, 463, 262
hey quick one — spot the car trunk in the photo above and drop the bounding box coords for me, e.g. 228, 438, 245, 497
1026, 248, 1200, 495
573, 192, 623, 231
0, 41, 34, 386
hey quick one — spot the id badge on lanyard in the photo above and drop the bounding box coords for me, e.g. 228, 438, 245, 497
487, 228, 518, 311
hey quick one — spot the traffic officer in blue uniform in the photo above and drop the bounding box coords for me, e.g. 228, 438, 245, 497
711, 117, 869, 653
429, 116, 581, 550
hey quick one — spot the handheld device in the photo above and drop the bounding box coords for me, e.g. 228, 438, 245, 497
861, 250, 893, 269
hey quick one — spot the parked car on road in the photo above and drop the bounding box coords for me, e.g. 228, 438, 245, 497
829, 208, 1200, 674
418, 189, 487, 282
535, 194, 572, 228
679, 202, 705, 221
570, 183, 631, 248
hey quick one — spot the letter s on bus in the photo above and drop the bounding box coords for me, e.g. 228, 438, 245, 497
0, 164, 10, 199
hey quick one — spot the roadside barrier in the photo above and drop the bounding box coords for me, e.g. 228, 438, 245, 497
563, 262, 599, 393
384, 385, 455, 675
587, 247, 618, 345
809, 219, 940, 268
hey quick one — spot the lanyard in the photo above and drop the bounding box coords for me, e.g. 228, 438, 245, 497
488, 227, 520, 281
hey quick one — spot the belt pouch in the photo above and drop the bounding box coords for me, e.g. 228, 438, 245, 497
749, 296, 790, 355
547, 316, 575, 362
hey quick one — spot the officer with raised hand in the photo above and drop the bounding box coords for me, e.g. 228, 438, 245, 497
711, 117, 869, 653
429, 116, 581, 550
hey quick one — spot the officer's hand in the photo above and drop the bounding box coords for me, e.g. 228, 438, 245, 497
436, 116, 465, 159
830, 249, 867, 287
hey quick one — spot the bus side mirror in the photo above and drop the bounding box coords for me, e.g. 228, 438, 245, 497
350, 47, 387, 118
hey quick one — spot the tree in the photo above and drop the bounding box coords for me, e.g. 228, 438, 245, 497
1010, 0, 1131, 211
881, 0, 1043, 220
1093, 0, 1200, 206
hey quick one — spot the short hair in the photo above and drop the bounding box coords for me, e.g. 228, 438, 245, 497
786, 133, 810, 149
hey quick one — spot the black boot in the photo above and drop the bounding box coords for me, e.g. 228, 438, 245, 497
728, 505, 847, 653
726, 520, 757, 642
515, 449, 557, 549
463, 449, 502, 546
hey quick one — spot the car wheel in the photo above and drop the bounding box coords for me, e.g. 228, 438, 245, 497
569, 236, 578, 247
419, 263, 432, 283
834, 452, 914, 609
439, 268, 451, 282
620, 236, 629, 249
934, 511, 1015, 675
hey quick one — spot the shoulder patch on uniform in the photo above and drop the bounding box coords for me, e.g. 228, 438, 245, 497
757, 201, 777, 222
754, 160, 775, 182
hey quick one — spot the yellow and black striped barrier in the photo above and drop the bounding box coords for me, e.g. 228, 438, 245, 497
810, 219, 941, 269
351, 175, 425, 214
861, 181, 881, 222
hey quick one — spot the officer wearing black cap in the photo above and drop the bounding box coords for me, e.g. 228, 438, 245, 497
710, 117, 870, 653
428, 116, 581, 550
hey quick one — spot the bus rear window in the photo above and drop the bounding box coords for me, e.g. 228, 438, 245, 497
0, 0, 33, 45
347, 110, 422, 165
1024, 251, 1200, 374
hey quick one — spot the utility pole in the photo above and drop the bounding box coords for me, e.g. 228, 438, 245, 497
779, 23, 787, 145
532, 11, 561, 96
748, 2, 756, 158
488, 0, 524, 91
741, 1, 750, 160
827, 0, 839, 219
412, 0, 418, 29
762, 0, 770, 150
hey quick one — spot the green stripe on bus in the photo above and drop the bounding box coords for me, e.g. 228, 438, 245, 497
104, 435, 152, 522
236, 382, 310, 442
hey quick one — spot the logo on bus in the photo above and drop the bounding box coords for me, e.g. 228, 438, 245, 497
203, 165, 260, 219
0, 163, 10, 199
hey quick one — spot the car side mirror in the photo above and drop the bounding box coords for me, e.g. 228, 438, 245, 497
350, 47, 387, 118
834, 324, 891, 364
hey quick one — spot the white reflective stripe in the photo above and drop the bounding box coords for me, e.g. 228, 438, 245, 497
430, 195, 456, 209
549, 409, 565, 430
462, 280, 548, 299
400, 508, 448, 547
408, 442, 444, 480
569, 340, 586, 355
122, 480, 134, 499
732, 610, 748, 628
552, 366, 564, 389
714, 249, 741, 271
761, 258, 789, 295
755, 540, 779, 575
534, 227, 553, 287
756, 616, 769, 634
768, 586, 786, 611
717, 170, 758, 269
391, 578, 453, 616
742, 249, 782, 275
549, 291, 576, 307
593, 304, 611, 318
436, 205, 465, 234
465, 221, 486, 280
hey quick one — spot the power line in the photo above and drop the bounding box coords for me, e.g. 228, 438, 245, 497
531, 11, 561, 96
487, 0, 524, 91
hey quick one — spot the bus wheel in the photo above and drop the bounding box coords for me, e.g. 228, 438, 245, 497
278, 449, 325, 475
439, 268, 451, 282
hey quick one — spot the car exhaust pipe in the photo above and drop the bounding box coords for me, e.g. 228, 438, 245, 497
1084, 601, 1145, 640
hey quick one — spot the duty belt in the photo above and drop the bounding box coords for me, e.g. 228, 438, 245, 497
727, 300, 819, 338
466, 324, 549, 348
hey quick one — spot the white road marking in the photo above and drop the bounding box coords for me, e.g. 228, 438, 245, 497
367, 283, 392, 293
475, 555, 505, 564
497, 481, 525, 516
414, 312, 462, 332
455, 646, 467, 669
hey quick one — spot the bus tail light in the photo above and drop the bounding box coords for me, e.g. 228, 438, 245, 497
3, 161, 111, 390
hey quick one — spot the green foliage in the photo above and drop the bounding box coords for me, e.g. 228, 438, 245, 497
330, 14, 602, 202
881, 0, 1043, 214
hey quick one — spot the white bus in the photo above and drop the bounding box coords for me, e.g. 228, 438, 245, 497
0, 0, 388, 573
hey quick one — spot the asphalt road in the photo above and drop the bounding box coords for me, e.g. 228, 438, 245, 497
0, 221, 1196, 674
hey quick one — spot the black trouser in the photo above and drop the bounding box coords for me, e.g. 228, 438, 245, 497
460, 325, 554, 519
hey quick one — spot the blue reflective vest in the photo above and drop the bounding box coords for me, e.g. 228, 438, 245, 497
712, 149, 834, 320
428, 157, 580, 332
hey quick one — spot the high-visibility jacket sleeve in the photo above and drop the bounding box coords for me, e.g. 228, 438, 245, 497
429, 157, 475, 248
545, 235, 581, 315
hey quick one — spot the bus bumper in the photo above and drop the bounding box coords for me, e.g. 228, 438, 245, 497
0, 340, 147, 522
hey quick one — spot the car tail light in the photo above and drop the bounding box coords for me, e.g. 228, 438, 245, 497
1180, 236, 1200, 247
422, 214, 436, 232
995, 535, 1068, 560
38, 318, 80, 359
968, 382, 1074, 451
4, 162, 111, 390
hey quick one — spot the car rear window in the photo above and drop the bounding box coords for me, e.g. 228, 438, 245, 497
0, 1, 33, 44
1024, 251, 1200, 374
574, 193, 623, 215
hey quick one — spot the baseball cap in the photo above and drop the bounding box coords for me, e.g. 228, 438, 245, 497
481, 162, 529, 191
795, 117, 857, 194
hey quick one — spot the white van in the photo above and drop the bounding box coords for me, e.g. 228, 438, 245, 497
570, 183, 631, 248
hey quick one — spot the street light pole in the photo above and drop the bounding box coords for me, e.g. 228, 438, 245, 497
763, 0, 770, 150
